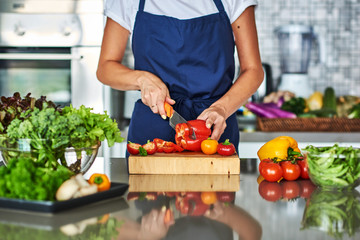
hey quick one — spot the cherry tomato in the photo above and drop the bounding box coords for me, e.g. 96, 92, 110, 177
281, 181, 300, 200
298, 180, 317, 199
127, 141, 141, 155
200, 192, 218, 205
258, 181, 282, 202
259, 162, 283, 182
297, 159, 310, 179
280, 161, 301, 181
201, 138, 218, 155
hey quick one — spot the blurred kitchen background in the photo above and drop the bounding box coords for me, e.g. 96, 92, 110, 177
256, 0, 360, 97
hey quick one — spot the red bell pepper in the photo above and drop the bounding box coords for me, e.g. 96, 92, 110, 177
153, 138, 184, 153
217, 139, 236, 156
142, 140, 157, 155
127, 141, 142, 155
175, 119, 211, 152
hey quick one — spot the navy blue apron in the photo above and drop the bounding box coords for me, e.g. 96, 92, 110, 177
127, 0, 239, 157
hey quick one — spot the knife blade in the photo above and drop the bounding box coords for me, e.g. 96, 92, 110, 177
164, 102, 196, 139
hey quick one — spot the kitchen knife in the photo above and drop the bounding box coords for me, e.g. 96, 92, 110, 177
164, 102, 196, 139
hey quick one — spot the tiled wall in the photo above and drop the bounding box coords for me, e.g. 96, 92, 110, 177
255, 0, 360, 96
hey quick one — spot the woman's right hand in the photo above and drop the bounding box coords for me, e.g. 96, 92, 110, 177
137, 71, 175, 119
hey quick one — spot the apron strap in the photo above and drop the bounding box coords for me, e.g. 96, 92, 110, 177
138, 0, 145, 12
213, 0, 226, 13
139, 0, 225, 14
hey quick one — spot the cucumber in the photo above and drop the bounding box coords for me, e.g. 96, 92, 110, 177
306, 109, 337, 118
322, 87, 337, 113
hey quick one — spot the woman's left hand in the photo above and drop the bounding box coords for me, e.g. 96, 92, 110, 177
197, 104, 227, 141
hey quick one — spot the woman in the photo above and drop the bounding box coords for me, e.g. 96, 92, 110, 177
97, 0, 264, 156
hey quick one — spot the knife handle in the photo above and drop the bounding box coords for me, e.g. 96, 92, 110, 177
164, 102, 174, 118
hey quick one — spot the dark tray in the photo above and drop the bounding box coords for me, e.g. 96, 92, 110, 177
0, 196, 129, 230
0, 182, 129, 213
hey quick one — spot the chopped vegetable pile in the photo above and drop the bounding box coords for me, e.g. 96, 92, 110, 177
303, 144, 360, 188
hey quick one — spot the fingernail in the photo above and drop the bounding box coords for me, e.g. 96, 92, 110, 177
205, 210, 210, 216
161, 206, 166, 212
161, 115, 167, 120
206, 123, 211, 128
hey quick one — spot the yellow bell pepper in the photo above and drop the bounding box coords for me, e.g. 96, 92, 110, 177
257, 136, 301, 161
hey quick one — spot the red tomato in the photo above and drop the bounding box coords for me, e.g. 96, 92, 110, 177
297, 159, 310, 179
217, 139, 236, 156
258, 181, 282, 202
259, 161, 283, 182
280, 161, 301, 181
127, 141, 141, 155
142, 140, 157, 155
298, 180, 317, 199
258, 158, 272, 173
281, 181, 300, 200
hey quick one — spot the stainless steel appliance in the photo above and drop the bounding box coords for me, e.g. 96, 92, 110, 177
275, 24, 320, 98
0, 0, 105, 113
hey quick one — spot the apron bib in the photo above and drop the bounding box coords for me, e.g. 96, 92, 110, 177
127, 0, 239, 157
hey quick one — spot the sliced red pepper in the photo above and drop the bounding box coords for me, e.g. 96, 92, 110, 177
142, 140, 157, 155
175, 120, 211, 152
127, 141, 142, 155
153, 138, 183, 153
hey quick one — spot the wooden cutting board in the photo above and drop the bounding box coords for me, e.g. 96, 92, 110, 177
128, 174, 240, 192
128, 152, 240, 175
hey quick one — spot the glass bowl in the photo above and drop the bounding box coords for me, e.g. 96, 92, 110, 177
303, 145, 360, 191
0, 137, 100, 174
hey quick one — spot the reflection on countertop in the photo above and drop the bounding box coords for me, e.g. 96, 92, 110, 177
1, 158, 359, 240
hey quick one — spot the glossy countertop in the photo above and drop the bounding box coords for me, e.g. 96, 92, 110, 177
1, 157, 360, 240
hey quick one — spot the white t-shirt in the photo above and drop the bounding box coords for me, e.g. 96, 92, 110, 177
105, 0, 258, 35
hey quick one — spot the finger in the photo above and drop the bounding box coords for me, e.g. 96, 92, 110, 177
165, 96, 176, 105
150, 104, 159, 114
158, 100, 168, 120
210, 121, 226, 141
210, 127, 221, 141
158, 94, 174, 120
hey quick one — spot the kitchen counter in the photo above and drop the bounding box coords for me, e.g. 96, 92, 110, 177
239, 131, 360, 158
1, 157, 359, 240
105, 130, 360, 159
